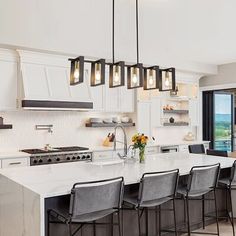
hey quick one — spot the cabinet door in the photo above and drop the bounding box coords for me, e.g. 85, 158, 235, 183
151, 97, 162, 127
104, 69, 120, 112
119, 87, 134, 112
137, 101, 151, 136
189, 99, 199, 126
0, 60, 17, 110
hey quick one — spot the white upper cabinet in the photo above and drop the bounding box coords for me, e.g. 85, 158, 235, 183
119, 86, 134, 113
0, 49, 18, 110
137, 101, 151, 137
151, 97, 162, 128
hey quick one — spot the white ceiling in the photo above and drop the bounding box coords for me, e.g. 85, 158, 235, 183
0, 0, 235, 72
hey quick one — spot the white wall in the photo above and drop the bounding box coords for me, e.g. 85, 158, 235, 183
200, 63, 236, 88
0, 111, 136, 151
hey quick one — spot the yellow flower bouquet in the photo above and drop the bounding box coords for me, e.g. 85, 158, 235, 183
132, 133, 148, 163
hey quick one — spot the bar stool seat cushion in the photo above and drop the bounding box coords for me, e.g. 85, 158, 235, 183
218, 178, 230, 187
50, 208, 117, 223
124, 192, 172, 208
177, 186, 211, 198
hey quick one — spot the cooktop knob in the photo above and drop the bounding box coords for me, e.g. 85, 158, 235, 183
38, 159, 43, 163
77, 156, 81, 159
82, 155, 86, 160
67, 157, 71, 161
33, 160, 38, 164
72, 156, 76, 160
48, 159, 52, 163
56, 158, 60, 161
86, 155, 91, 159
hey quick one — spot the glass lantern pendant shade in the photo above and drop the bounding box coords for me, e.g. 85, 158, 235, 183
159, 67, 176, 91
127, 63, 143, 89
109, 61, 125, 88
143, 66, 159, 90
69, 56, 84, 86
91, 59, 106, 86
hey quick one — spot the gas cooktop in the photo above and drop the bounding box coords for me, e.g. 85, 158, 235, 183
21, 146, 89, 155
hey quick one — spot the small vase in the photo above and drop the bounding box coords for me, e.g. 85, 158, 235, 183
139, 148, 145, 163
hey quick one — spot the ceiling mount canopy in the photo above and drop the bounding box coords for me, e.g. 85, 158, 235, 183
69, 0, 176, 91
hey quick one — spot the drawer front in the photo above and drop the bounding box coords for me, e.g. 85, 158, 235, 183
145, 146, 159, 155
179, 145, 189, 153
2, 158, 29, 168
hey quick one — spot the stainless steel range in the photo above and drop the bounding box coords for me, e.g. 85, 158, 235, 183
21, 146, 92, 166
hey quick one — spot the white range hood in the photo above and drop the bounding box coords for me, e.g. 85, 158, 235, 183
18, 50, 93, 110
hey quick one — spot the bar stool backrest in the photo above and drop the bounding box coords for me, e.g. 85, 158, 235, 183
187, 164, 220, 195
69, 177, 124, 217
188, 144, 205, 154
230, 160, 236, 184
207, 149, 228, 157
138, 169, 179, 204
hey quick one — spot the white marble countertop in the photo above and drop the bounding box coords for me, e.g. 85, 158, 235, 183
0, 151, 30, 159
0, 152, 234, 198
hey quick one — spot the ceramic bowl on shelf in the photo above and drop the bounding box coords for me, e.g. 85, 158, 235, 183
103, 118, 113, 124
112, 117, 121, 123
121, 117, 130, 123
90, 118, 103, 123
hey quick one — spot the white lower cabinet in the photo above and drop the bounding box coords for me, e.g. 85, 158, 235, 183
1, 157, 29, 169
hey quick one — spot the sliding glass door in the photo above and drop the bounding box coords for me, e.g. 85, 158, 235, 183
213, 92, 234, 151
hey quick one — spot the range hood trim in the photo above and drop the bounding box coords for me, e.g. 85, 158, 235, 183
22, 100, 93, 110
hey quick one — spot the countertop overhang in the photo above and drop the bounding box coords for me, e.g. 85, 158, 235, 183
0, 152, 233, 198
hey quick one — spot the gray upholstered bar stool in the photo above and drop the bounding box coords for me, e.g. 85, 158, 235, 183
177, 163, 220, 236
188, 144, 205, 154
47, 177, 124, 236
123, 169, 179, 236
218, 160, 236, 236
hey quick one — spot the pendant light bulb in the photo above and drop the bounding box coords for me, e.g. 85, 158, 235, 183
148, 69, 154, 86
73, 62, 80, 79
132, 68, 138, 84
164, 71, 170, 87
114, 65, 120, 83
95, 64, 101, 82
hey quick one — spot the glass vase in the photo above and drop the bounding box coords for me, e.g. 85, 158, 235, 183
139, 147, 145, 163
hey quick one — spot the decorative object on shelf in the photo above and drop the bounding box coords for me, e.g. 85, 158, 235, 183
91, 59, 106, 86
121, 116, 130, 123
0, 117, 3, 125
143, 66, 160, 90
68, 0, 175, 91
169, 117, 175, 123
163, 104, 174, 110
89, 118, 103, 124
184, 132, 195, 141
159, 68, 176, 91
69, 56, 84, 85
132, 133, 148, 163
112, 117, 121, 123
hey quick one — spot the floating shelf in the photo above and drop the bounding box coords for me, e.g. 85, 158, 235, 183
0, 124, 13, 129
163, 110, 189, 114
163, 122, 189, 127
86, 123, 135, 128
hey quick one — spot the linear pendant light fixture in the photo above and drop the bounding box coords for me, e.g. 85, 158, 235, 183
69, 0, 176, 91
109, 0, 125, 88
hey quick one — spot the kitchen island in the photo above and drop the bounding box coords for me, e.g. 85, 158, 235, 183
0, 152, 234, 236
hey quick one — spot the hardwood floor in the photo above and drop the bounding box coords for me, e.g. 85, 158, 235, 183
182, 221, 235, 236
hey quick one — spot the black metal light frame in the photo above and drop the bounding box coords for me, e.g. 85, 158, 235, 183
69, 56, 84, 86
91, 59, 106, 86
109, 61, 125, 88
159, 67, 176, 91
127, 63, 143, 89
143, 66, 160, 90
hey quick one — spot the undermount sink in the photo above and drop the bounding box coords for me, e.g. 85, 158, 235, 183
91, 159, 125, 166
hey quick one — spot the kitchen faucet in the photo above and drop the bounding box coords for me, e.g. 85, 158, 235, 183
113, 124, 128, 159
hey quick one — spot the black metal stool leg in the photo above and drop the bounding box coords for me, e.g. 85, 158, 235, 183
155, 206, 158, 236
93, 221, 96, 236
111, 214, 114, 236
226, 188, 229, 222
146, 208, 149, 236
202, 195, 205, 229
138, 208, 142, 236
186, 197, 191, 236
229, 187, 235, 236
47, 211, 50, 236
118, 210, 122, 236
159, 205, 161, 236
68, 222, 72, 236
213, 190, 220, 236
173, 199, 178, 236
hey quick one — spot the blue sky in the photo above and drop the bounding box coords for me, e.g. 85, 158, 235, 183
215, 94, 232, 115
